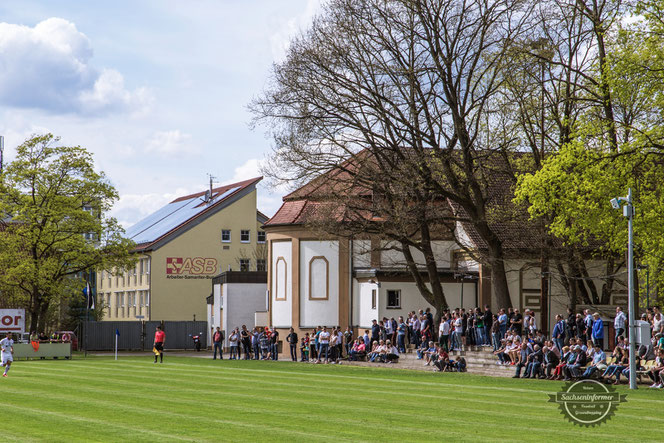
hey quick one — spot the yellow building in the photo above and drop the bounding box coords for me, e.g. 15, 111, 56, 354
98, 177, 268, 322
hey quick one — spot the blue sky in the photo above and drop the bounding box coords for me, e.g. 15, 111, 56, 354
0, 0, 321, 227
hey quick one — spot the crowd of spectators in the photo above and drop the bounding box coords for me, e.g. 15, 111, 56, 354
217, 305, 664, 385
489, 305, 664, 387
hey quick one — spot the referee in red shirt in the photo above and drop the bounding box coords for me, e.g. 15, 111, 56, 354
154, 326, 165, 363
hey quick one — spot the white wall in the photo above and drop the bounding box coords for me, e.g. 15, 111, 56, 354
357, 281, 379, 328
300, 240, 339, 327
271, 241, 292, 328
224, 282, 267, 345
353, 280, 478, 327
380, 240, 461, 269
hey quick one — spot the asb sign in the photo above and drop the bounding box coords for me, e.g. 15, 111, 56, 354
166, 257, 218, 279
0, 309, 25, 334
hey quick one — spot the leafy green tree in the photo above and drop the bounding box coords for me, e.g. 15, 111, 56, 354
515, 2, 664, 305
0, 134, 135, 332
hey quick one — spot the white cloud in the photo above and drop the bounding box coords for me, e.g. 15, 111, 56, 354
0, 18, 151, 115
269, 0, 322, 61
111, 188, 191, 229
145, 130, 195, 155
223, 158, 262, 185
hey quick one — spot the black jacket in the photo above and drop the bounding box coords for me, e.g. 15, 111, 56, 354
286, 332, 298, 345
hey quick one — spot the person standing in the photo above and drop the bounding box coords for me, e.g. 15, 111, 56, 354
1, 332, 14, 377
252, 328, 260, 360
241, 325, 252, 360
270, 327, 279, 360
592, 313, 604, 350
318, 326, 331, 363
483, 305, 493, 346
153, 326, 165, 364
212, 327, 224, 360
614, 307, 627, 345
229, 328, 239, 359
370, 320, 380, 345
397, 317, 407, 353
286, 327, 298, 361
344, 326, 354, 357
552, 315, 565, 353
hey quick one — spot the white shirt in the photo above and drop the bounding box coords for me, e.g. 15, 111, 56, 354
319, 331, 330, 344
442, 321, 450, 336
653, 315, 663, 333
454, 318, 463, 333
0, 338, 13, 354
614, 311, 627, 329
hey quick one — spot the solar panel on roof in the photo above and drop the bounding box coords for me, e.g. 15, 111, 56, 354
126, 186, 241, 245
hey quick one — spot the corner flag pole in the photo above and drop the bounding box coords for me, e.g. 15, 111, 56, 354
115, 328, 119, 360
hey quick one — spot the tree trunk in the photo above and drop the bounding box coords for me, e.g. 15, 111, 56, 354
29, 287, 40, 333
487, 242, 512, 309
37, 300, 50, 333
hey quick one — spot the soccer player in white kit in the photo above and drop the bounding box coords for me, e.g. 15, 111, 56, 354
1, 332, 14, 377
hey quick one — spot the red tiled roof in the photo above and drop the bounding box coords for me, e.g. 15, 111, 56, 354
264, 149, 552, 251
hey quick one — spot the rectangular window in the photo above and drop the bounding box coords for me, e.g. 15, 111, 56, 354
240, 230, 250, 243
221, 229, 231, 242
99, 271, 103, 289
387, 290, 401, 309
256, 259, 266, 272
146, 259, 150, 275
257, 231, 266, 243
145, 291, 150, 306
371, 289, 377, 309
240, 258, 250, 272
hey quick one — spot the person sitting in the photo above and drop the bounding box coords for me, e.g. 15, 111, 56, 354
416, 339, 429, 360
494, 339, 510, 365
563, 345, 587, 380
423, 342, 437, 366
507, 339, 521, 365
349, 339, 366, 361
551, 346, 571, 380
433, 347, 450, 372
581, 343, 607, 379
384, 340, 399, 363
601, 346, 628, 384
648, 349, 664, 388
369, 340, 382, 362
543, 346, 560, 379
513, 343, 532, 378
450, 356, 466, 372
524, 344, 543, 378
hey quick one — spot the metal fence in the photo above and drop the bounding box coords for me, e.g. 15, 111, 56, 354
82, 321, 207, 351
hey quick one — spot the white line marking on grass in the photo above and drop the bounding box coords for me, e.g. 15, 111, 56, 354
0, 386, 350, 443
0, 400, 197, 441
14, 363, 647, 438
56, 359, 664, 407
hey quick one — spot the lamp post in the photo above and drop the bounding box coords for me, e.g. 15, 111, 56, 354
610, 189, 637, 390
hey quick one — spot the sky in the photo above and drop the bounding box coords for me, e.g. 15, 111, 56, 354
0, 0, 322, 228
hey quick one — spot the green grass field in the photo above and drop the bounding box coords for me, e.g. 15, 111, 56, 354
2, 355, 662, 442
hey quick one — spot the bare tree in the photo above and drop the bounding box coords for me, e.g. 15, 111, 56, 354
252, 0, 537, 311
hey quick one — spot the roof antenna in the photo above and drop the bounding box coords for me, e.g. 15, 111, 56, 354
204, 173, 217, 204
